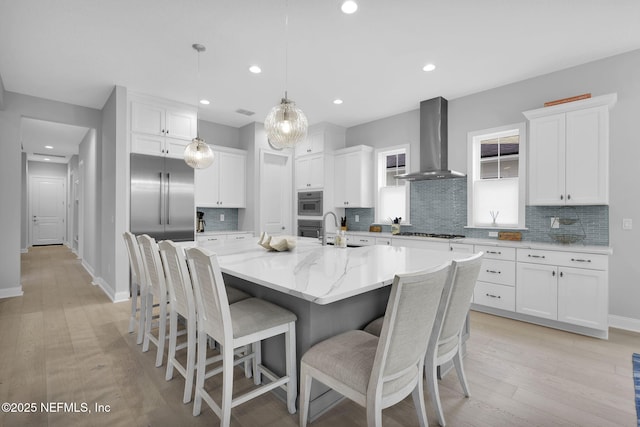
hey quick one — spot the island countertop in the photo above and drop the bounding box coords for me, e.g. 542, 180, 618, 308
191, 237, 474, 305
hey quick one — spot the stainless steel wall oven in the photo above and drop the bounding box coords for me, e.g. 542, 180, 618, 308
298, 191, 323, 216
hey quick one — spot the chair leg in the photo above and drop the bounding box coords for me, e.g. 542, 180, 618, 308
285, 322, 297, 414
244, 345, 252, 379
165, 311, 177, 380
192, 331, 207, 416
183, 319, 196, 404
453, 348, 470, 397
155, 299, 167, 367
221, 344, 234, 427
252, 341, 262, 386
299, 365, 312, 427
411, 365, 428, 427
142, 294, 153, 352
366, 400, 383, 427
136, 292, 146, 345
129, 280, 138, 333
426, 355, 446, 427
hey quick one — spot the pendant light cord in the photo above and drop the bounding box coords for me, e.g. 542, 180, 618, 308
284, 0, 289, 100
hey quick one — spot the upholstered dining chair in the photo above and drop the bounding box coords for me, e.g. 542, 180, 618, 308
185, 246, 297, 426
122, 231, 146, 344
299, 262, 453, 427
137, 234, 170, 367
425, 252, 483, 427
363, 253, 484, 427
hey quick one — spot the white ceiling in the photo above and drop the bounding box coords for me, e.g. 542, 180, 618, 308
21, 118, 89, 163
3, 1, 640, 143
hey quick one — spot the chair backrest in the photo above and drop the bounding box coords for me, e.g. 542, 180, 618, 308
137, 234, 167, 299
367, 262, 453, 402
158, 240, 196, 321
123, 231, 145, 290
430, 252, 484, 357
184, 247, 233, 345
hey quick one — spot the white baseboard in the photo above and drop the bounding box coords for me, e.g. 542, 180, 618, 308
81, 259, 95, 278
21, 248, 28, 254
94, 277, 116, 302
113, 290, 130, 303
608, 315, 640, 333
0, 286, 24, 299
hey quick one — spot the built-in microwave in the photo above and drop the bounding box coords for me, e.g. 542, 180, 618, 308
298, 191, 323, 216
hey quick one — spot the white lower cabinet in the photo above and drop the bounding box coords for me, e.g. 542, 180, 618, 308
515, 248, 608, 332
473, 245, 516, 312
474, 281, 515, 311
197, 232, 253, 246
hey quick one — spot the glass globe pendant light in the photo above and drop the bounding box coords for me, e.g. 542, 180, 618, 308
264, 1, 308, 149
184, 43, 214, 169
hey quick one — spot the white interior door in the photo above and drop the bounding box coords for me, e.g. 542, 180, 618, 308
260, 150, 292, 235
30, 176, 66, 245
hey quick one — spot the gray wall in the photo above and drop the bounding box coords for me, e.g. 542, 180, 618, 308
199, 119, 241, 150
346, 49, 640, 325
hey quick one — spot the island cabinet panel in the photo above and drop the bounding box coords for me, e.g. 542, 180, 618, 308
130, 95, 197, 159
333, 145, 373, 208
195, 148, 247, 208
524, 93, 615, 206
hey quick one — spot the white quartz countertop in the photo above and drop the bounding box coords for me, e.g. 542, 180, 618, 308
197, 230, 254, 236
187, 237, 472, 305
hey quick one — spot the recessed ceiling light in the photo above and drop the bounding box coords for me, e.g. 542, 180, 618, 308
341, 0, 358, 14
43, 158, 51, 161
45, 145, 54, 149
249, 65, 262, 74
422, 63, 436, 72
333, 99, 343, 105
199, 99, 210, 105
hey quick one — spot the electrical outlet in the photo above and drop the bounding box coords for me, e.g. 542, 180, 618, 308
551, 217, 560, 228
355, 215, 360, 222
488, 231, 498, 237
623, 218, 633, 229
220, 214, 225, 222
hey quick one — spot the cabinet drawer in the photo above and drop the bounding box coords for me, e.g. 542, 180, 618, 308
197, 235, 227, 244
474, 245, 516, 261
474, 282, 515, 311
347, 235, 374, 246
478, 259, 516, 286
517, 248, 607, 270
450, 243, 474, 253
375, 237, 392, 246
228, 233, 253, 241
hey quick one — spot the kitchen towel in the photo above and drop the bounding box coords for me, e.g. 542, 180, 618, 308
634, 353, 640, 427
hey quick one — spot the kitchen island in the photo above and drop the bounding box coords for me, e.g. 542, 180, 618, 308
194, 237, 474, 419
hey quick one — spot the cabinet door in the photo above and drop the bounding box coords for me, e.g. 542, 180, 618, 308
565, 106, 609, 205
528, 113, 565, 205
131, 133, 165, 156
295, 155, 324, 190
164, 137, 190, 159
516, 263, 558, 319
218, 151, 246, 207
132, 101, 165, 136
333, 154, 348, 206
194, 154, 221, 207
295, 130, 324, 157
558, 267, 607, 330
165, 108, 197, 141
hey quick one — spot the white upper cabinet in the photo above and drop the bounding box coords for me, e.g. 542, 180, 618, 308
523, 93, 616, 205
333, 145, 374, 208
295, 154, 324, 190
195, 148, 247, 208
295, 130, 325, 158
130, 95, 197, 159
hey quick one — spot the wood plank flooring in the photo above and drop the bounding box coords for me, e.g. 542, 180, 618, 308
0, 245, 637, 426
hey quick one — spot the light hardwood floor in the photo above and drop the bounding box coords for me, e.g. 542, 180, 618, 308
0, 245, 637, 426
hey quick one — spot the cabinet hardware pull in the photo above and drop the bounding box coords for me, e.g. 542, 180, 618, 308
528, 254, 545, 259
567, 194, 571, 200
571, 258, 591, 263
487, 250, 502, 255
486, 269, 501, 274
560, 272, 564, 278
560, 195, 564, 200
486, 293, 501, 299
552, 271, 556, 276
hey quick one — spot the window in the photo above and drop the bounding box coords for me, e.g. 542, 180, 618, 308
375, 145, 410, 224
467, 123, 526, 228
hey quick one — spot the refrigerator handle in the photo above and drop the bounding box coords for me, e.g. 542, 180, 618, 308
166, 173, 171, 225
159, 172, 164, 225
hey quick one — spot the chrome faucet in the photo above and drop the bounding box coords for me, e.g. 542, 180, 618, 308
321, 211, 339, 246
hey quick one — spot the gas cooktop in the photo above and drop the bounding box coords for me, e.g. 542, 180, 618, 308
397, 232, 465, 239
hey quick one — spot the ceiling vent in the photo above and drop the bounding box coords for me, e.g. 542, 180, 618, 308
33, 153, 66, 158
235, 108, 255, 116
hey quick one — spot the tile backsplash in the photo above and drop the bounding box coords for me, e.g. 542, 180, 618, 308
345, 178, 609, 245
196, 208, 238, 232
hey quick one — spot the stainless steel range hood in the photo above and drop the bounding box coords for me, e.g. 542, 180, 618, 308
396, 97, 465, 181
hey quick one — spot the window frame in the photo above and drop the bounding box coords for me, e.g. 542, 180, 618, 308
374, 144, 411, 224
467, 122, 527, 229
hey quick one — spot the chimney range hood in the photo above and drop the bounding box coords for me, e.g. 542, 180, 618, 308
396, 97, 465, 181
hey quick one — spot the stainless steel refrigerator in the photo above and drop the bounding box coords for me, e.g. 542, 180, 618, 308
130, 153, 194, 242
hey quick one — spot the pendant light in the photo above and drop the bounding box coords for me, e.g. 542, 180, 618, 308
264, 0, 308, 150
184, 43, 214, 169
